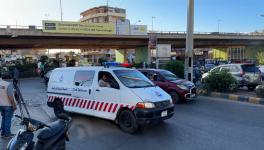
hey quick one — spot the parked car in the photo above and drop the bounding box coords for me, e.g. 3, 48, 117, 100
258, 65, 264, 80
138, 69, 196, 104
202, 64, 262, 90
204, 63, 216, 72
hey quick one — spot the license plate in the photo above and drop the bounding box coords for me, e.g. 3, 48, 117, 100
161, 110, 168, 117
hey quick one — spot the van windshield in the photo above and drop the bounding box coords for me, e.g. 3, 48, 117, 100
113, 70, 154, 88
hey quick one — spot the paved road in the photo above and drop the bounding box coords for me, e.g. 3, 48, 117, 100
1, 79, 264, 150
66, 96, 264, 150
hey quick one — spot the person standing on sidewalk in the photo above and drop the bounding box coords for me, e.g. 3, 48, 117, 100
0, 71, 17, 138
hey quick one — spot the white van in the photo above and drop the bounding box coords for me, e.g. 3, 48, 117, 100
47, 67, 174, 133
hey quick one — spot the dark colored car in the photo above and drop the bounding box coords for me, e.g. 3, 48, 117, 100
138, 69, 197, 104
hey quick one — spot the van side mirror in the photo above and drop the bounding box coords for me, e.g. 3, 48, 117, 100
75, 82, 80, 86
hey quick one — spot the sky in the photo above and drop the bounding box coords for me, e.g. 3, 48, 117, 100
0, 0, 264, 33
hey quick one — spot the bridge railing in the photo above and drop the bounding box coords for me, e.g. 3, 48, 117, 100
1, 24, 264, 36
150, 30, 264, 36
0, 25, 43, 30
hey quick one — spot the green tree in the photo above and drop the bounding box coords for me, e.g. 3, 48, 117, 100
256, 52, 264, 65
164, 60, 184, 78
203, 69, 237, 92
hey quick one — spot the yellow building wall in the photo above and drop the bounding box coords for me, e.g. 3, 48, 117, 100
212, 48, 228, 60
115, 49, 125, 63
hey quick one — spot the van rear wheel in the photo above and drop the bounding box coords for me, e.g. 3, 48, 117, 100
53, 100, 65, 118
118, 110, 138, 133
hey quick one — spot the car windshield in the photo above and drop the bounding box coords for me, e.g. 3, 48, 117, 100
113, 70, 154, 88
242, 64, 259, 73
159, 70, 179, 81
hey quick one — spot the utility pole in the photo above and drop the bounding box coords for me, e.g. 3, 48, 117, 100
60, 0, 63, 21
185, 0, 194, 81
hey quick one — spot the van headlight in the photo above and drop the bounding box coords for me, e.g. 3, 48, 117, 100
136, 102, 155, 109
178, 84, 188, 90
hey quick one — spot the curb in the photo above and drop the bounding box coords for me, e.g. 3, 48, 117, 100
206, 92, 264, 105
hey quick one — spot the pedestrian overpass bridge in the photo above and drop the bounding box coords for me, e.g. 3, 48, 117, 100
1, 27, 264, 49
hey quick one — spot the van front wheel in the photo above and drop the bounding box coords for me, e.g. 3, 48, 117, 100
118, 110, 138, 133
53, 100, 65, 118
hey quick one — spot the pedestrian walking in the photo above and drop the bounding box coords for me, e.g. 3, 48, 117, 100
0, 71, 17, 138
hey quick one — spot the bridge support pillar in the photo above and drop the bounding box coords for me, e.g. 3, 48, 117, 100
115, 49, 127, 63
135, 46, 149, 65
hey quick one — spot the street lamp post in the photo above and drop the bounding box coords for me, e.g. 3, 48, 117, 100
152, 16, 155, 32
185, 0, 194, 81
218, 19, 221, 33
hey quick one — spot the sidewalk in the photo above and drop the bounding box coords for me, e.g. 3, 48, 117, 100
202, 88, 264, 105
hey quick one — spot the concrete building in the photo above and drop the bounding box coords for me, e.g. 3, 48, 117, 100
79, 6, 128, 64
80, 5, 126, 23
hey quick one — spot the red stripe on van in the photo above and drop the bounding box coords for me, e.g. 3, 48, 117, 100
112, 104, 118, 113
90, 101, 95, 109
103, 103, 109, 112
94, 102, 100, 110
79, 99, 83, 108
68, 98, 72, 106
66, 98, 70, 106
99, 102, 104, 111
48, 96, 51, 102
62, 97, 65, 104
119, 104, 123, 109
75, 99, 80, 107
108, 103, 113, 112
71, 99, 77, 107
64, 98, 67, 106
82, 100, 87, 108
86, 101, 91, 109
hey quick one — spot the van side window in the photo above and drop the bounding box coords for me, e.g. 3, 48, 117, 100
148, 72, 160, 81
98, 71, 120, 89
74, 71, 95, 87
51, 70, 74, 84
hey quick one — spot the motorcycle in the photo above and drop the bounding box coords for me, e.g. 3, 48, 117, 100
7, 79, 72, 150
